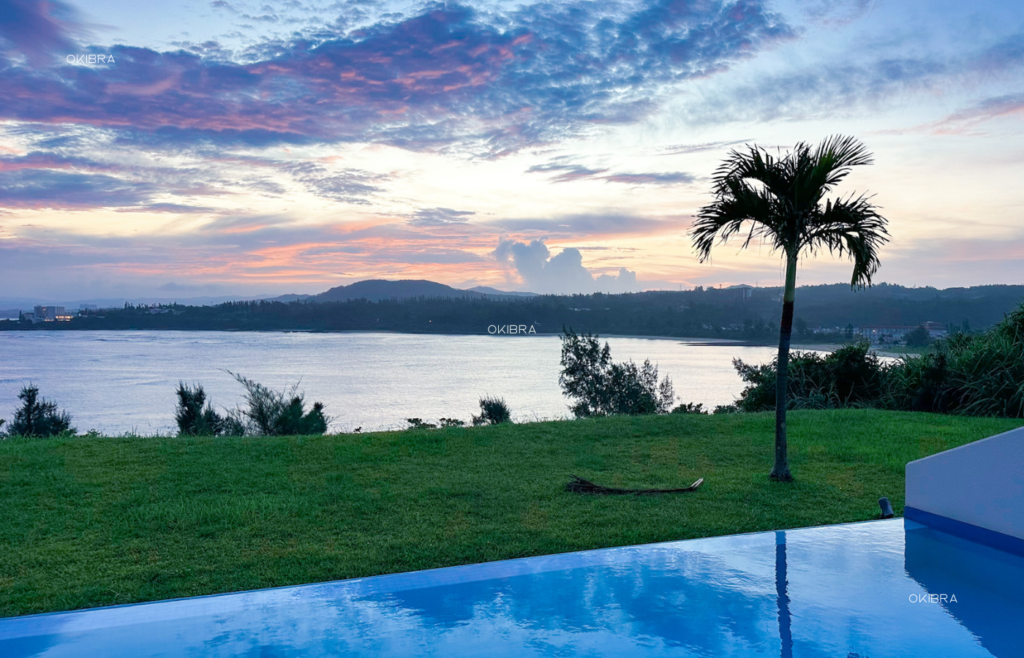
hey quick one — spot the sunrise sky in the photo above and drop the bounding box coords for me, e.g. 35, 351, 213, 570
1, 0, 1022, 301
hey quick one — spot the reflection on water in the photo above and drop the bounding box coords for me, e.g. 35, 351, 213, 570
2, 520, 1018, 657
905, 522, 1024, 658
0, 331, 785, 434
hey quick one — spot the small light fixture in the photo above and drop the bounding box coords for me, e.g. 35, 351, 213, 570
878, 497, 894, 519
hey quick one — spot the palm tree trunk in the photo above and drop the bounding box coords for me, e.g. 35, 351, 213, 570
770, 254, 798, 481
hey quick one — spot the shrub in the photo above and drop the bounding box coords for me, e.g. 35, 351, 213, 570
671, 402, 708, 414
439, 417, 465, 428
174, 382, 224, 436
406, 418, 437, 429
472, 396, 511, 426
559, 328, 675, 417
727, 303, 1024, 419
7, 385, 74, 437
734, 342, 885, 412
225, 372, 330, 435
905, 326, 931, 348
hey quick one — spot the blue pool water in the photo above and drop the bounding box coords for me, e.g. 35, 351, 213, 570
2, 519, 1022, 657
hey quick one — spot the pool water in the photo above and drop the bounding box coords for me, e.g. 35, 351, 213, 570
2, 519, 1022, 657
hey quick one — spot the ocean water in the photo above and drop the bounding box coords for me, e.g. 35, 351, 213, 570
0, 331, 787, 435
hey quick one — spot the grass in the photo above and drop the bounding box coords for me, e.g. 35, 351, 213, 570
1, 409, 1019, 617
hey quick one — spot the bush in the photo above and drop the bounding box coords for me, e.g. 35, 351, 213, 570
905, 326, 931, 348
472, 396, 511, 426
728, 303, 1024, 419
174, 382, 224, 436
734, 342, 885, 412
559, 328, 675, 417
225, 372, 330, 435
6, 385, 74, 437
670, 402, 708, 414
406, 418, 436, 429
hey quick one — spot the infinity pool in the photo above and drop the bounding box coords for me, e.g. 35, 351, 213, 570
2, 519, 1022, 657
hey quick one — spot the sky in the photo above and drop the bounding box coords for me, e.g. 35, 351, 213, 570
0, 0, 1022, 301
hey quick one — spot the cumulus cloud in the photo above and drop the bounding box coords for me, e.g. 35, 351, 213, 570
492, 237, 641, 294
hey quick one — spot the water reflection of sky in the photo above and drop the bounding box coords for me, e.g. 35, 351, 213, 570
2, 519, 1020, 657
0, 331, 786, 434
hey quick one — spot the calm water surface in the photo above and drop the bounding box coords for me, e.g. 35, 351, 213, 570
3, 520, 1021, 657
0, 331, 786, 435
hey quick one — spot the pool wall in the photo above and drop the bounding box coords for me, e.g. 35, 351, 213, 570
905, 424, 1024, 554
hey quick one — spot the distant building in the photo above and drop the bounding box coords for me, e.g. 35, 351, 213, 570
33, 305, 73, 322
856, 322, 947, 344
724, 284, 754, 300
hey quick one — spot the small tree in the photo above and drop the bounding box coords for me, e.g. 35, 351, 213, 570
905, 326, 931, 348
174, 382, 223, 436
472, 397, 512, 425
559, 328, 675, 417
8, 385, 73, 437
693, 136, 888, 480
225, 372, 330, 436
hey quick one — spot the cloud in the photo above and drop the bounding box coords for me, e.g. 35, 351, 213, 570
527, 157, 695, 185
281, 162, 385, 204
929, 93, 1024, 134
0, 151, 116, 172
0, 0, 89, 65
526, 160, 608, 183
680, 28, 1024, 125
408, 207, 477, 227
0, 1, 795, 154
488, 213, 672, 238
657, 139, 752, 155
799, 0, 874, 26
682, 57, 948, 124
0, 169, 156, 209
492, 237, 641, 294
600, 172, 695, 185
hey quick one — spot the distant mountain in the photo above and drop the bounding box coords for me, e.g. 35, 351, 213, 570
314, 279, 488, 302
467, 286, 538, 297
262, 293, 311, 303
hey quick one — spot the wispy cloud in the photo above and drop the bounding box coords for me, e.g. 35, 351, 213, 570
0, 0, 91, 65
527, 157, 695, 185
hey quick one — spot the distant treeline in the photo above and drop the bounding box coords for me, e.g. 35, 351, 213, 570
5, 283, 1024, 340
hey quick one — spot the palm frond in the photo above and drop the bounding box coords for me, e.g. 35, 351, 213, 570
802, 194, 889, 288
691, 134, 887, 284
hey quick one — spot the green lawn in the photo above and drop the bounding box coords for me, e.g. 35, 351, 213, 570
1, 409, 1019, 617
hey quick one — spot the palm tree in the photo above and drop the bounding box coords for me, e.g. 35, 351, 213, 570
692, 135, 888, 481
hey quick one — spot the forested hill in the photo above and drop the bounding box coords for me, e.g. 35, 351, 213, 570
8, 283, 1024, 340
